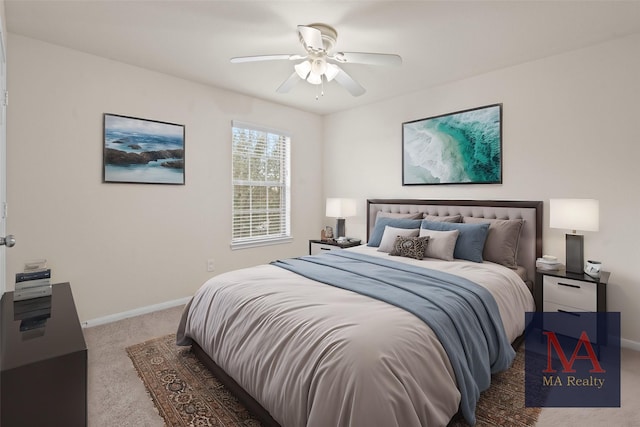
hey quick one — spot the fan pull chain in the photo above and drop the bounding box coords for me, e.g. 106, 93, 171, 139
316, 76, 325, 101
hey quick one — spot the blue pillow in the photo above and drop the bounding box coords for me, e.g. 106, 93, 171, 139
368, 218, 423, 247
421, 220, 489, 263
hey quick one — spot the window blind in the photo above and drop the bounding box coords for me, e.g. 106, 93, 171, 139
231, 121, 291, 247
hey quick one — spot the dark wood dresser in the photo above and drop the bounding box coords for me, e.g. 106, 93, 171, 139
1, 282, 87, 427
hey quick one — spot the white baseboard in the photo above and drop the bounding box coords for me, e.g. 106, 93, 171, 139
621, 338, 640, 352
81, 296, 191, 328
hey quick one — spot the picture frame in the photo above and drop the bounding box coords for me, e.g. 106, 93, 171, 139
103, 113, 185, 185
324, 226, 334, 239
402, 103, 502, 185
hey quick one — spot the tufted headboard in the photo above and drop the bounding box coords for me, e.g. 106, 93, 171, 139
367, 199, 542, 285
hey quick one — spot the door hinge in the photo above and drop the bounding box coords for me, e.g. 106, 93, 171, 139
3, 90, 7, 107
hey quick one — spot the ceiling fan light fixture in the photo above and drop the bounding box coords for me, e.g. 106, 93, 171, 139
231, 23, 401, 97
294, 61, 311, 79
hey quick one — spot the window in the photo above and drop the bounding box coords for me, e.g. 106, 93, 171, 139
231, 121, 291, 248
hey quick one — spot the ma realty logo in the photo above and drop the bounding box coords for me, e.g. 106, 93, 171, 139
541, 330, 605, 389
525, 311, 620, 408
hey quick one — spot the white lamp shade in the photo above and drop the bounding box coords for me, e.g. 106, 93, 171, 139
326, 198, 357, 218
294, 61, 311, 79
310, 58, 327, 76
324, 63, 340, 82
550, 199, 599, 232
307, 72, 322, 85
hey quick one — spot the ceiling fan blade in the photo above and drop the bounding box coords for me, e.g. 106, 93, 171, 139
297, 25, 324, 52
231, 54, 306, 63
332, 66, 366, 97
332, 52, 402, 66
276, 72, 302, 94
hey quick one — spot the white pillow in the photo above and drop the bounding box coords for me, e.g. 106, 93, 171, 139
418, 228, 460, 261
377, 226, 419, 253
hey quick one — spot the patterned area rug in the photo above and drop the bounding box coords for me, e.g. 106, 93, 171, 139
126, 334, 260, 426
127, 334, 540, 427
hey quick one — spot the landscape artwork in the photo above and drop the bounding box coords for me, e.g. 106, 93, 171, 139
103, 114, 185, 184
402, 104, 502, 185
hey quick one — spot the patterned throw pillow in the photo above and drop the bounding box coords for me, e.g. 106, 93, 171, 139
389, 236, 430, 260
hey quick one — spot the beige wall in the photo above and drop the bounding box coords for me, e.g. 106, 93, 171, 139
324, 34, 640, 347
6, 34, 324, 322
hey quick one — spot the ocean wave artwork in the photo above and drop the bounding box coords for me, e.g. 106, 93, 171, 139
103, 114, 185, 184
402, 104, 502, 185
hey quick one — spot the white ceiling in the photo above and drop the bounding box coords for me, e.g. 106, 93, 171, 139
5, 1, 640, 115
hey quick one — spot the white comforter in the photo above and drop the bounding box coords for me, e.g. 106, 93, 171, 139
177, 245, 535, 427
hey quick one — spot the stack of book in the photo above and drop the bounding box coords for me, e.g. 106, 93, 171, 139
536, 257, 563, 271
15, 264, 52, 301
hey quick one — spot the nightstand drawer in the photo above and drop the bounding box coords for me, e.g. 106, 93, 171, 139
543, 275, 596, 311
310, 243, 340, 255
309, 240, 362, 255
542, 302, 599, 341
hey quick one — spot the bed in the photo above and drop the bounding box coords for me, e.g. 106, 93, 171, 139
177, 199, 542, 426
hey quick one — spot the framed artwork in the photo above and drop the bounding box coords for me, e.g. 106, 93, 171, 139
103, 113, 185, 185
402, 103, 502, 185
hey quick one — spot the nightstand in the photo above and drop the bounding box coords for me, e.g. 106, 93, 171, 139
538, 269, 608, 313
1, 282, 87, 426
537, 269, 609, 343
309, 239, 361, 255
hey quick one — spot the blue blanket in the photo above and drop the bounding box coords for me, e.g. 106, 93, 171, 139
271, 251, 515, 425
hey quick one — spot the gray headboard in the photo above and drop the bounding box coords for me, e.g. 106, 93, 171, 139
367, 199, 542, 284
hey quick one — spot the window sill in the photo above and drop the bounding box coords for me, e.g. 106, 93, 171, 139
230, 237, 293, 250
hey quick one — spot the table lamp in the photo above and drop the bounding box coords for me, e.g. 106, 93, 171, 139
550, 198, 599, 274
326, 198, 357, 239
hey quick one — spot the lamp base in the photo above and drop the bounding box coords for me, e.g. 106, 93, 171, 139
336, 218, 346, 238
565, 233, 584, 274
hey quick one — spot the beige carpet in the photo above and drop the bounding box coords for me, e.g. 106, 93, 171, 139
85, 305, 186, 427
85, 305, 640, 426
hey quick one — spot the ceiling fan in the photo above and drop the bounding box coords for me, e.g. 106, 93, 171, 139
230, 23, 402, 97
